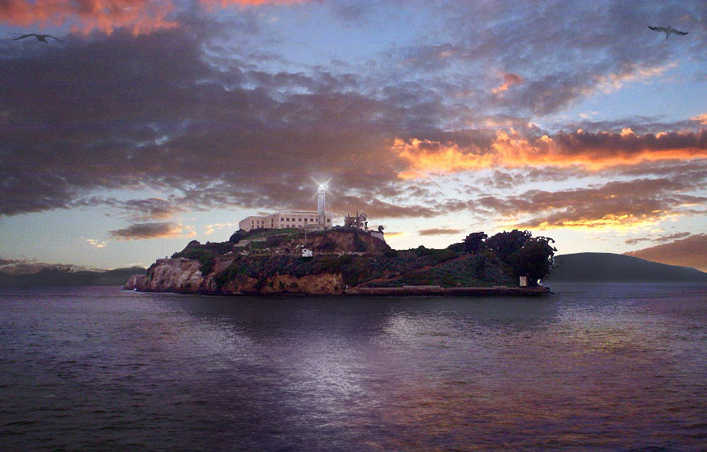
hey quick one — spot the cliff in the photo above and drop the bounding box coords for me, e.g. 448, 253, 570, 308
125, 227, 543, 296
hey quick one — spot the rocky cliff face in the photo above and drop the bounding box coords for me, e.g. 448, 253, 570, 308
124, 257, 345, 295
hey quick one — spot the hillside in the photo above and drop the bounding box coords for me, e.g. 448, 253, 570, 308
548, 253, 707, 282
0, 266, 146, 288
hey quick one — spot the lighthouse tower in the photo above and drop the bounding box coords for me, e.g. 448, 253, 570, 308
317, 183, 327, 226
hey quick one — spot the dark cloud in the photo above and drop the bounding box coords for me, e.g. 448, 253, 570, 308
625, 232, 692, 245
1, 0, 705, 227
626, 234, 707, 272
474, 178, 706, 229
0, 24, 430, 218
418, 228, 463, 236
109, 222, 190, 240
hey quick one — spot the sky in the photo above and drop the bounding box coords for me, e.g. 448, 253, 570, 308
0, 0, 705, 270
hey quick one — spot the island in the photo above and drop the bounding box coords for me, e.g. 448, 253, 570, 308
125, 228, 556, 296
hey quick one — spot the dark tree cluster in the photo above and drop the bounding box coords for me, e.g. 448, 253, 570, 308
451, 229, 556, 285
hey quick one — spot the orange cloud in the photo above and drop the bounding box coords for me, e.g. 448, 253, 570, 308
691, 113, 707, 125
394, 128, 707, 179
492, 72, 523, 94
203, 0, 306, 5
476, 178, 704, 231
0, 0, 177, 35
0, 0, 304, 35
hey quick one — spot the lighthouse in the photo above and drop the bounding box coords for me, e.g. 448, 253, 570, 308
317, 182, 327, 227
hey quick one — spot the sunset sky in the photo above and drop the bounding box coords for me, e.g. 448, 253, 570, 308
1, 0, 705, 270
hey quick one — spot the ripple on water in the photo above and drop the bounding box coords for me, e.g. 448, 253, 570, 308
0, 284, 705, 450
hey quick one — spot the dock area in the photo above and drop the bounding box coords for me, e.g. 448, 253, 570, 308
345, 285, 551, 296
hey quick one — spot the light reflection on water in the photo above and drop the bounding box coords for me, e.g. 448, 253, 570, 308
0, 283, 705, 450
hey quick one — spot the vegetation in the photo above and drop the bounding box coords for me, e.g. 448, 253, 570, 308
179, 227, 556, 289
463, 232, 487, 253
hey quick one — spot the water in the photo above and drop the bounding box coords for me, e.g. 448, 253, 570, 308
1, 283, 705, 450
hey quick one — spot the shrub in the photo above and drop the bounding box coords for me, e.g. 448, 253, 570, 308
414, 245, 432, 256
265, 236, 284, 248
353, 232, 368, 252
229, 230, 247, 244
463, 232, 487, 253
384, 249, 399, 258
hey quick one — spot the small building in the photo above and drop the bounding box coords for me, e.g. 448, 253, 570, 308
519, 275, 528, 287
344, 211, 368, 230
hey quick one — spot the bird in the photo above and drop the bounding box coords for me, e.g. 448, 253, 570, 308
13, 33, 63, 43
648, 25, 688, 39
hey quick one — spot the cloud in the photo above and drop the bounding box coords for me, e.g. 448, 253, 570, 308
1, 0, 705, 229
492, 73, 523, 94
204, 222, 237, 235
418, 228, 463, 236
0, 0, 177, 35
625, 234, 707, 272
109, 222, 195, 240
625, 232, 691, 245
474, 178, 706, 230
86, 238, 107, 248
394, 129, 707, 179
0, 0, 306, 35
692, 113, 707, 125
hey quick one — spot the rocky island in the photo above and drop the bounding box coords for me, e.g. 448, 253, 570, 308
125, 228, 555, 296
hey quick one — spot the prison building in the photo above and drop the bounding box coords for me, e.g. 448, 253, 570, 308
238, 211, 333, 232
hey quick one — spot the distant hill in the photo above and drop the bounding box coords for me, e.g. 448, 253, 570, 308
0, 266, 146, 288
548, 253, 707, 282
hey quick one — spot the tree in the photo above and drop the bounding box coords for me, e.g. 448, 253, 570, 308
463, 232, 487, 253
486, 230, 532, 262
511, 236, 557, 285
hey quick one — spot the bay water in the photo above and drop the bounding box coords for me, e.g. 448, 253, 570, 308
1, 283, 705, 450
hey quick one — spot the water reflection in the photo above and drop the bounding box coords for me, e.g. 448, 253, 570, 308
1, 284, 705, 450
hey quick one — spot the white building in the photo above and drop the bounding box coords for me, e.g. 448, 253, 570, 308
238, 182, 334, 232
238, 211, 333, 232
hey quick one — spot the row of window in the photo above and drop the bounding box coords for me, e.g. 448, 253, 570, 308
249, 217, 332, 228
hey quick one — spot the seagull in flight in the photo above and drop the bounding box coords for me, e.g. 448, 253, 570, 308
648, 26, 688, 39
13, 33, 63, 43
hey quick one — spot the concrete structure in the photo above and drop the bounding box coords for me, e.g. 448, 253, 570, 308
344, 211, 368, 230
238, 211, 333, 232
238, 182, 334, 232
